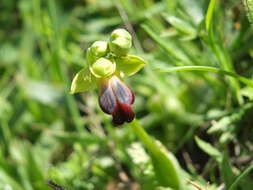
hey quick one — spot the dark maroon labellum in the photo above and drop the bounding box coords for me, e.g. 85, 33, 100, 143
99, 75, 135, 125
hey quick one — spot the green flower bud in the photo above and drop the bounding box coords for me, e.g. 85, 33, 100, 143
87, 41, 109, 64
90, 58, 115, 78
109, 29, 132, 56
90, 41, 108, 57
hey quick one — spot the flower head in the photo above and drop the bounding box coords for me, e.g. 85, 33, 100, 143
70, 29, 147, 125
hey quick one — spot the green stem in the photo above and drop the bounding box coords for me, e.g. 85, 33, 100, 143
129, 119, 160, 156
129, 119, 183, 189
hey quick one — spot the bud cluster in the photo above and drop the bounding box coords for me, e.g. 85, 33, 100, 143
87, 29, 132, 79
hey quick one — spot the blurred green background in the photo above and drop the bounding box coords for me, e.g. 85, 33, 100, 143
0, 0, 253, 189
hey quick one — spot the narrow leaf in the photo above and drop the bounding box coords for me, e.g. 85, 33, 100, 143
151, 143, 183, 189
221, 154, 235, 188
205, 0, 216, 31
157, 66, 253, 88
130, 119, 184, 189
228, 164, 253, 190
195, 136, 222, 162
163, 14, 196, 36
141, 24, 191, 63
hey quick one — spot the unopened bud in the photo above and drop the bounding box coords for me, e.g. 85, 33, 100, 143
109, 29, 132, 56
87, 41, 109, 64
90, 58, 115, 78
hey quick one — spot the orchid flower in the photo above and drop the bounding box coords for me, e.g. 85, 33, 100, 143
70, 29, 147, 125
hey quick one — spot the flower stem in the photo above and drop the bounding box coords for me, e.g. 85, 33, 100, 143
129, 119, 160, 156
129, 119, 184, 189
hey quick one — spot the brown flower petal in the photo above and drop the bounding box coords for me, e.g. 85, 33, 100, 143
99, 81, 117, 114
110, 76, 134, 105
98, 76, 135, 125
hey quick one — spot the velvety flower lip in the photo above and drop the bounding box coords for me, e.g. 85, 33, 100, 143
99, 75, 135, 125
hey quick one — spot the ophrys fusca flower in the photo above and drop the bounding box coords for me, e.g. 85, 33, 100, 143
70, 29, 147, 125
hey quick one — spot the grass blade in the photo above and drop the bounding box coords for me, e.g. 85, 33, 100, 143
227, 164, 253, 190
205, 0, 216, 31
157, 66, 253, 88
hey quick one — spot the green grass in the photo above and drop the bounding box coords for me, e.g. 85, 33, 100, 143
0, 0, 253, 189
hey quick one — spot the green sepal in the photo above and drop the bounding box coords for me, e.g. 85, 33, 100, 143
115, 55, 147, 77
86, 48, 95, 65
70, 67, 97, 94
